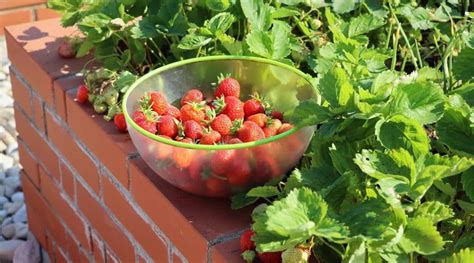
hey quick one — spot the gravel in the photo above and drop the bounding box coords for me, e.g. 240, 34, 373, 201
0, 36, 41, 262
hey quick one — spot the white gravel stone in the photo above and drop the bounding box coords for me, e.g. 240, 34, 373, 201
0, 141, 6, 153
13, 223, 27, 240
0, 240, 25, 261
4, 202, 22, 215
0, 196, 8, 207
0, 185, 5, 197
0, 94, 12, 108
4, 176, 20, 197
1, 224, 15, 239
13, 232, 40, 263
0, 210, 7, 220
0, 172, 5, 183
11, 192, 23, 203
12, 205, 26, 223
0, 154, 14, 171
2, 217, 12, 229
5, 167, 19, 178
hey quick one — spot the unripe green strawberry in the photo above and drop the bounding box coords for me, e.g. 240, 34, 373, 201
281, 247, 310, 263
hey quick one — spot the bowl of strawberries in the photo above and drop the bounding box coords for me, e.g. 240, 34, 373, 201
122, 56, 317, 197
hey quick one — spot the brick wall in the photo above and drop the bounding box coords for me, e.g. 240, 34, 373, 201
0, 0, 59, 35
5, 19, 250, 262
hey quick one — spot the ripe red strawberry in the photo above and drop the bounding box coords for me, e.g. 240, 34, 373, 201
57, 38, 76, 59
228, 138, 243, 144
133, 110, 158, 134
180, 103, 205, 123
215, 77, 240, 98
173, 140, 195, 168
221, 96, 245, 120
227, 160, 251, 186
240, 229, 256, 252
180, 137, 194, 144
263, 127, 276, 138
183, 120, 203, 139
263, 119, 282, 138
200, 130, 222, 145
181, 89, 204, 106
206, 177, 229, 196
247, 113, 267, 128
244, 98, 265, 118
157, 115, 178, 138
76, 84, 88, 103
114, 113, 127, 132
257, 252, 282, 263
278, 123, 294, 134
149, 92, 169, 115
271, 111, 284, 121
238, 121, 265, 142
211, 150, 237, 175
165, 105, 181, 119
210, 114, 233, 136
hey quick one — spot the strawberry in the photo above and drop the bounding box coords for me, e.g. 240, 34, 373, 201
210, 114, 233, 136
247, 113, 267, 128
228, 138, 243, 144
113, 113, 127, 132
263, 119, 282, 138
157, 115, 178, 138
244, 98, 265, 118
211, 150, 237, 175
271, 111, 284, 121
205, 177, 229, 196
200, 130, 222, 145
180, 103, 205, 123
149, 92, 169, 115
57, 38, 76, 59
215, 76, 240, 98
258, 252, 282, 263
173, 141, 195, 168
183, 120, 203, 139
165, 105, 181, 119
227, 160, 251, 186
132, 110, 158, 134
180, 137, 194, 144
76, 84, 89, 103
278, 123, 294, 134
238, 121, 265, 142
181, 89, 203, 106
240, 229, 256, 252
221, 96, 245, 121
281, 247, 310, 263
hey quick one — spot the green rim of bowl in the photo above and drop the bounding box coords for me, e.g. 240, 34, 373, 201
122, 55, 314, 150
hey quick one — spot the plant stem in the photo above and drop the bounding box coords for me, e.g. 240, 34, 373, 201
388, 4, 419, 70
385, 22, 393, 50
414, 39, 423, 68
391, 27, 400, 71
319, 238, 344, 257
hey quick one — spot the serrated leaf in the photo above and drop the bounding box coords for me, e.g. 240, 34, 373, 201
344, 14, 385, 37
241, 0, 273, 31
76, 39, 94, 58
271, 21, 292, 59
231, 192, 258, 209
462, 167, 474, 202
178, 34, 212, 50
318, 67, 354, 108
399, 5, 434, 30
453, 48, 474, 82
444, 248, 474, 263
247, 186, 280, 198
206, 12, 235, 35
272, 7, 300, 18
400, 217, 444, 255
115, 71, 137, 93
457, 199, 474, 215
384, 82, 445, 125
289, 100, 332, 127
276, 0, 304, 5
246, 30, 273, 58
314, 217, 350, 242
375, 115, 430, 158
343, 237, 366, 263
452, 82, 474, 107
437, 104, 474, 157
333, 0, 357, 14
413, 201, 454, 223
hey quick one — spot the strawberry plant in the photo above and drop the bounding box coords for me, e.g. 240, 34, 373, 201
49, 0, 474, 261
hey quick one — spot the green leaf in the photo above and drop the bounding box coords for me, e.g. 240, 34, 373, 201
178, 34, 212, 50
247, 186, 280, 198
345, 14, 385, 37
453, 48, 474, 82
240, 0, 273, 31
343, 237, 366, 263
318, 67, 354, 108
231, 192, 258, 209
400, 217, 444, 255
413, 201, 454, 224
462, 167, 474, 202
276, 0, 304, 5
253, 188, 328, 252
76, 39, 94, 58
246, 31, 273, 58
114, 71, 137, 93
314, 217, 350, 242
375, 115, 430, 158
452, 83, 474, 107
206, 12, 235, 35
444, 248, 474, 263
399, 5, 434, 30
333, 0, 357, 14
271, 21, 292, 59
272, 7, 300, 18
289, 100, 332, 127
384, 82, 445, 125
437, 103, 474, 157
457, 199, 474, 215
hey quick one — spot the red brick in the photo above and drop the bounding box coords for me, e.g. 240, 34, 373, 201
45, 234, 55, 262
35, 7, 60, 20
24, 200, 47, 248
15, 105, 60, 180
79, 248, 92, 263
0, 0, 46, 10
106, 249, 119, 263
210, 238, 242, 263
22, 170, 67, 247
76, 183, 135, 262
5, 19, 92, 106
39, 167, 91, 251
56, 246, 69, 263
91, 231, 106, 263
129, 157, 252, 262
53, 77, 83, 122
173, 252, 185, 263
10, 70, 32, 117
45, 110, 100, 193
66, 233, 81, 263
17, 140, 40, 187
103, 176, 168, 261
60, 161, 75, 200
32, 95, 46, 133
0, 9, 32, 35
66, 89, 137, 189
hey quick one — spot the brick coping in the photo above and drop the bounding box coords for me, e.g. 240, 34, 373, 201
6, 18, 249, 262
